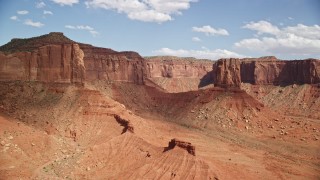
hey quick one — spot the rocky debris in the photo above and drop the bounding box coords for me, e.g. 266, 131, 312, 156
163, 138, 196, 156
114, 115, 134, 134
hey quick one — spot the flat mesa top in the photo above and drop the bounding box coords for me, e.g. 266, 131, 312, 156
0, 32, 75, 53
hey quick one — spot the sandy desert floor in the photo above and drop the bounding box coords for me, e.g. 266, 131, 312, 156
0, 81, 319, 179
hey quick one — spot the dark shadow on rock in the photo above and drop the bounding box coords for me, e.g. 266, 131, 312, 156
198, 71, 214, 88
274, 59, 320, 87
163, 138, 195, 156
114, 115, 134, 134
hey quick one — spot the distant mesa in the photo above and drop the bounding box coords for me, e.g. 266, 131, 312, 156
163, 138, 196, 156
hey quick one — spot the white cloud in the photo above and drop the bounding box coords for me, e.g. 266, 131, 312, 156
17, 10, 29, 15
51, 0, 79, 6
10, 16, 19, 21
76, 25, 94, 31
153, 48, 247, 60
242, 20, 280, 35
65, 25, 98, 37
65, 25, 76, 29
235, 21, 320, 56
65, 25, 94, 31
288, 17, 294, 20
192, 25, 229, 36
128, 10, 172, 22
89, 30, 99, 37
36, 1, 46, 8
43, 10, 53, 15
85, 0, 197, 23
24, 19, 44, 27
283, 24, 320, 39
192, 37, 201, 42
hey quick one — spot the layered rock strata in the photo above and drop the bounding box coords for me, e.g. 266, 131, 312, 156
213, 57, 320, 87
0, 33, 319, 90
0, 44, 85, 83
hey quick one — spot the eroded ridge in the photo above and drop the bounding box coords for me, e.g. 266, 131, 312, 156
164, 138, 196, 156
114, 115, 134, 134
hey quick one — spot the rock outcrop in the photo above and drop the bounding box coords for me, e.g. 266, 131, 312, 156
0, 33, 146, 85
213, 57, 320, 88
164, 138, 195, 156
144, 56, 214, 92
0, 44, 85, 83
254, 59, 320, 85
0, 33, 319, 89
80, 44, 146, 85
213, 58, 241, 88
0, 32, 75, 53
241, 57, 320, 85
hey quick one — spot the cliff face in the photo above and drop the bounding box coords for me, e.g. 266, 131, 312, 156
0, 44, 85, 83
0, 33, 319, 89
254, 59, 320, 85
213, 57, 320, 87
144, 56, 214, 92
213, 58, 241, 88
0, 33, 146, 85
80, 44, 146, 85
241, 57, 320, 85
145, 56, 213, 78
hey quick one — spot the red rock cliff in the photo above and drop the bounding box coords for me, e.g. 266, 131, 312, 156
213, 58, 241, 87
0, 33, 146, 85
240, 57, 320, 85
213, 57, 320, 88
80, 44, 146, 85
1, 33, 319, 89
0, 44, 85, 83
144, 56, 214, 92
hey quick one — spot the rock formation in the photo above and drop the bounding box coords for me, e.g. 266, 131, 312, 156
0, 44, 85, 83
0, 33, 319, 90
144, 56, 213, 79
213, 58, 241, 88
80, 44, 146, 85
0, 33, 146, 85
254, 59, 320, 85
0, 32, 75, 53
213, 57, 320, 88
144, 56, 214, 92
164, 138, 196, 156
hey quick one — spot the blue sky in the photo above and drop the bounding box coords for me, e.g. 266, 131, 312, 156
0, 0, 319, 60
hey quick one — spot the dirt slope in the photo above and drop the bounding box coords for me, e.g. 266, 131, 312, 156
1, 81, 319, 179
